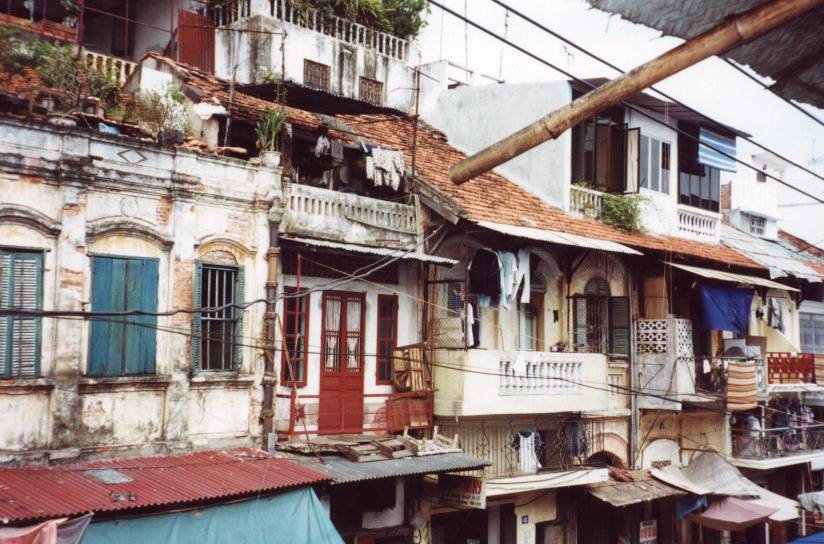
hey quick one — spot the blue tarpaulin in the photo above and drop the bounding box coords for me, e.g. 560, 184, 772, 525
83, 487, 343, 544
699, 283, 754, 334
789, 533, 824, 543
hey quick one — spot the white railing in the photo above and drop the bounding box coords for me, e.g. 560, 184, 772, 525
499, 355, 581, 394
82, 51, 136, 86
287, 183, 416, 234
570, 185, 604, 218
677, 205, 720, 241
212, 0, 252, 27
270, 0, 409, 61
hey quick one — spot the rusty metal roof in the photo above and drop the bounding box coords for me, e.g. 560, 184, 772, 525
587, 469, 686, 507
0, 448, 330, 523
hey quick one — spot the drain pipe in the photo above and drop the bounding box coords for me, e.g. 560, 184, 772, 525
262, 206, 283, 451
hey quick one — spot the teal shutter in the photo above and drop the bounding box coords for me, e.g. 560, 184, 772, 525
191, 262, 203, 372
89, 256, 157, 376
233, 265, 244, 369
0, 250, 42, 378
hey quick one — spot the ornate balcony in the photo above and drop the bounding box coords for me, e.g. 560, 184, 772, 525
676, 205, 720, 241
281, 183, 418, 250
433, 349, 610, 417
569, 185, 604, 219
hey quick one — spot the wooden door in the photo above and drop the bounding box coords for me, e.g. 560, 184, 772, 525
319, 291, 365, 434
178, 10, 214, 74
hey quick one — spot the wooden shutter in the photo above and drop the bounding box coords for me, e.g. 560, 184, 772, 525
609, 296, 630, 357
191, 262, 203, 372
625, 127, 640, 193
0, 251, 42, 378
233, 265, 244, 369
573, 296, 588, 352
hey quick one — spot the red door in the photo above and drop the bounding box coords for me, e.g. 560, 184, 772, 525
178, 10, 214, 74
319, 291, 365, 434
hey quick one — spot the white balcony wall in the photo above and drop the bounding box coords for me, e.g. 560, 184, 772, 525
432, 349, 610, 417
423, 81, 573, 209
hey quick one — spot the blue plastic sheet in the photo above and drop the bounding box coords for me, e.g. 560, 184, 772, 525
699, 283, 754, 334
83, 487, 343, 544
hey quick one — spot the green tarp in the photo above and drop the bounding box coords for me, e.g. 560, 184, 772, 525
83, 487, 343, 544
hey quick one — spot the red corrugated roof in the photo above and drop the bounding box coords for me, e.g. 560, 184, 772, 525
0, 448, 329, 523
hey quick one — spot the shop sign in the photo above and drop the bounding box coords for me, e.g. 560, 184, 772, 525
639, 519, 657, 544
438, 475, 486, 509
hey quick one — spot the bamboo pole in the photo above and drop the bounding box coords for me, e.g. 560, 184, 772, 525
449, 0, 824, 184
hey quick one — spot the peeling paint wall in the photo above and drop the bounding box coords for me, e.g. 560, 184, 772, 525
0, 118, 279, 465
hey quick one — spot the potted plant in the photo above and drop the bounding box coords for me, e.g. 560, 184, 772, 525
256, 107, 288, 168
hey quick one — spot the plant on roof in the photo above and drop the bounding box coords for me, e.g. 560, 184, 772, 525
135, 82, 189, 137
288, 0, 429, 38
0, 23, 54, 75
600, 193, 647, 234
256, 107, 288, 152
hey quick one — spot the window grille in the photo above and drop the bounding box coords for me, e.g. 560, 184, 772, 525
359, 77, 384, 105
749, 214, 766, 236
193, 264, 242, 371
304, 59, 330, 91
376, 294, 398, 384
282, 286, 309, 385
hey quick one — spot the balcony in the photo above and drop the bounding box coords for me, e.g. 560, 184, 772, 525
636, 318, 700, 409
676, 205, 720, 242
281, 183, 418, 250
696, 352, 818, 396
432, 349, 610, 417
215, 0, 409, 61
82, 51, 137, 87
732, 424, 824, 469
569, 184, 604, 219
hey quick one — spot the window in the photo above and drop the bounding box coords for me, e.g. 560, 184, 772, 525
281, 287, 309, 385
322, 291, 365, 372
639, 136, 670, 194
303, 59, 330, 91
756, 170, 767, 183
518, 271, 545, 352
573, 277, 629, 356
88, 256, 158, 376
571, 108, 628, 193
376, 294, 398, 384
359, 77, 383, 105
801, 313, 824, 354
192, 264, 243, 372
748, 213, 766, 236
0, 249, 42, 378
678, 129, 721, 212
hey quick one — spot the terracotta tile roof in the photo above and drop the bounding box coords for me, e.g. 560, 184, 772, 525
0, 448, 329, 523
338, 113, 763, 270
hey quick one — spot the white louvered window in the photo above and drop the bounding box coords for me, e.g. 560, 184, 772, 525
0, 249, 43, 378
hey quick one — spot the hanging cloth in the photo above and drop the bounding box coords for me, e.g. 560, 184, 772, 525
314, 135, 330, 157
496, 251, 518, 310
767, 297, 784, 333
699, 283, 754, 334
330, 139, 344, 161
516, 249, 531, 304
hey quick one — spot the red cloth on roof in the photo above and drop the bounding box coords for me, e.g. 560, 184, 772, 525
687, 497, 779, 531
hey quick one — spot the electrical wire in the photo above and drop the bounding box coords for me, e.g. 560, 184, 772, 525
427, 0, 824, 206
489, 0, 824, 179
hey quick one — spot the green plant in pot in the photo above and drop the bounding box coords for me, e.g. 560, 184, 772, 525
256, 107, 288, 168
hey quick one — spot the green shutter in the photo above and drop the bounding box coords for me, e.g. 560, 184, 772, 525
233, 265, 245, 369
191, 262, 203, 373
134, 258, 158, 374
609, 296, 631, 357
89, 256, 116, 375
0, 250, 42, 378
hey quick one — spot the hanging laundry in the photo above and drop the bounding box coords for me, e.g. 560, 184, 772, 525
767, 297, 784, 333
516, 249, 531, 304
496, 251, 518, 310
511, 429, 543, 472
465, 302, 479, 348
365, 155, 375, 180
314, 135, 330, 157
371, 147, 405, 190
330, 139, 344, 161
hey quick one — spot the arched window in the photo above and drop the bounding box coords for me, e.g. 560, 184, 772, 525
574, 276, 629, 356
584, 276, 610, 296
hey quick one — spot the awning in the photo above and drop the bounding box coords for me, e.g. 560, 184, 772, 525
698, 128, 737, 173
587, 470, 686, 507
667, 262, 798, 292
281, 236, 458, 266
475, 220, 642, 256
687, 497, 777, 532
289, 453, 489, 485
83, 488, 343, 544
485, 468, 609, 497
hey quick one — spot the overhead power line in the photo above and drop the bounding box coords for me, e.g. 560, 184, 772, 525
428, 0, 824, 206
489, 0, 824, 183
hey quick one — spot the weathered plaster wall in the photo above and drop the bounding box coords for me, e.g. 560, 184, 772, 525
0, 118, 279, 464
639, 410, 727, 468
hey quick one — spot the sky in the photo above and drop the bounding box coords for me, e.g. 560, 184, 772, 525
413, 0, 824, 246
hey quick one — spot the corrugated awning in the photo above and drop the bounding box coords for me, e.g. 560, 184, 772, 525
666, 262, 798, 291
476, 221, 642, 255
587, 470, 686, 507
282, 236, 458, 266
289, 453, 488, 485
485, 468, 609, 496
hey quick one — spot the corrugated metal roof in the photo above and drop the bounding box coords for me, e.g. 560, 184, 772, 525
281, 236, 458, 265
288, 453, 488, 485
475, 220, 643, 255
587, 470, 686, 507
667, 262, 798, 291
0, 448, 330, 523
721, 225, 822, 283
